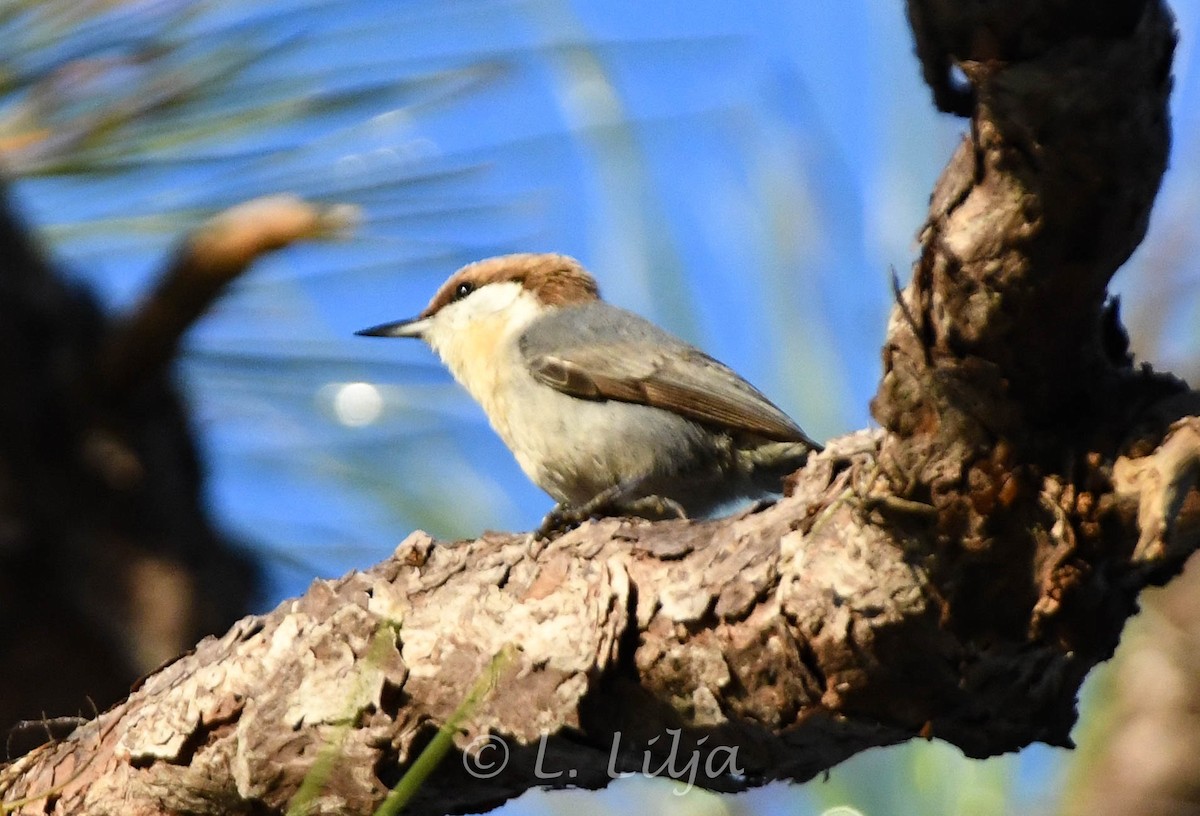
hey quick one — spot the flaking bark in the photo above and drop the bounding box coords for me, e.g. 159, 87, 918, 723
2, 0, 1197, 814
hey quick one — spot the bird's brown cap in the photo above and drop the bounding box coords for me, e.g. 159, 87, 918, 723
421, 253, 600, 318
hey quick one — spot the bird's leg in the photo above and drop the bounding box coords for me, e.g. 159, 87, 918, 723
535, 481, 628, 539
535, 502, 585, 539
534, 474, 688, 539
620, 494, 688, 520
603, 472, 688, 521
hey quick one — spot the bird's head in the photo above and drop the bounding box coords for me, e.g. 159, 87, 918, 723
356, 253, 599, 350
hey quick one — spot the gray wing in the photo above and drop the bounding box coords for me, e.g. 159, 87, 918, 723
519, 302, 820, 446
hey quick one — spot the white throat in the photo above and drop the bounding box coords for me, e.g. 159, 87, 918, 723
422, 281, 544, 412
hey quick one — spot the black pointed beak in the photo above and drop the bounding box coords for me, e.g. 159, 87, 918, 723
355, 316, 430, 338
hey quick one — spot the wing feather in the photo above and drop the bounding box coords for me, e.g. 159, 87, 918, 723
520, 303, 819, 446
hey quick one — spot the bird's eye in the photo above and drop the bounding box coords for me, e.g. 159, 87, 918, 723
453, 281, 475, 301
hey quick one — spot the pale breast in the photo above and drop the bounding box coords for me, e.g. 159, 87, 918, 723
495, 363, 718, 505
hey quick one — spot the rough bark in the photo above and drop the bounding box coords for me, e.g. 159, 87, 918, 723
1063, 239, 1200, 816
2, 0, 1197, 814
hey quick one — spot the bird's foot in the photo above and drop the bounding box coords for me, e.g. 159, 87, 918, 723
532, 477, 689, 542
534, 501, 595, 540
622, 494, 688, 521
534, 495, 687, 539
532, 483, 628, 540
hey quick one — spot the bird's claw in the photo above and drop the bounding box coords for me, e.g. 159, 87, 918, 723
534, 503, 587, 540
532, 490, 688, 543
658, 496, 687, 520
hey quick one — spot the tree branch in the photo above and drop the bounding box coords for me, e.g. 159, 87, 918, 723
97, 195, 358, 401
1, 421, 1196, 815
1, 1, 1195, 814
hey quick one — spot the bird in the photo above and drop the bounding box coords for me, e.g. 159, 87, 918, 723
357, 253, 821, 535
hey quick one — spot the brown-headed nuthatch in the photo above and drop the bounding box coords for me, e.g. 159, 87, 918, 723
357, 253, 821, 534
